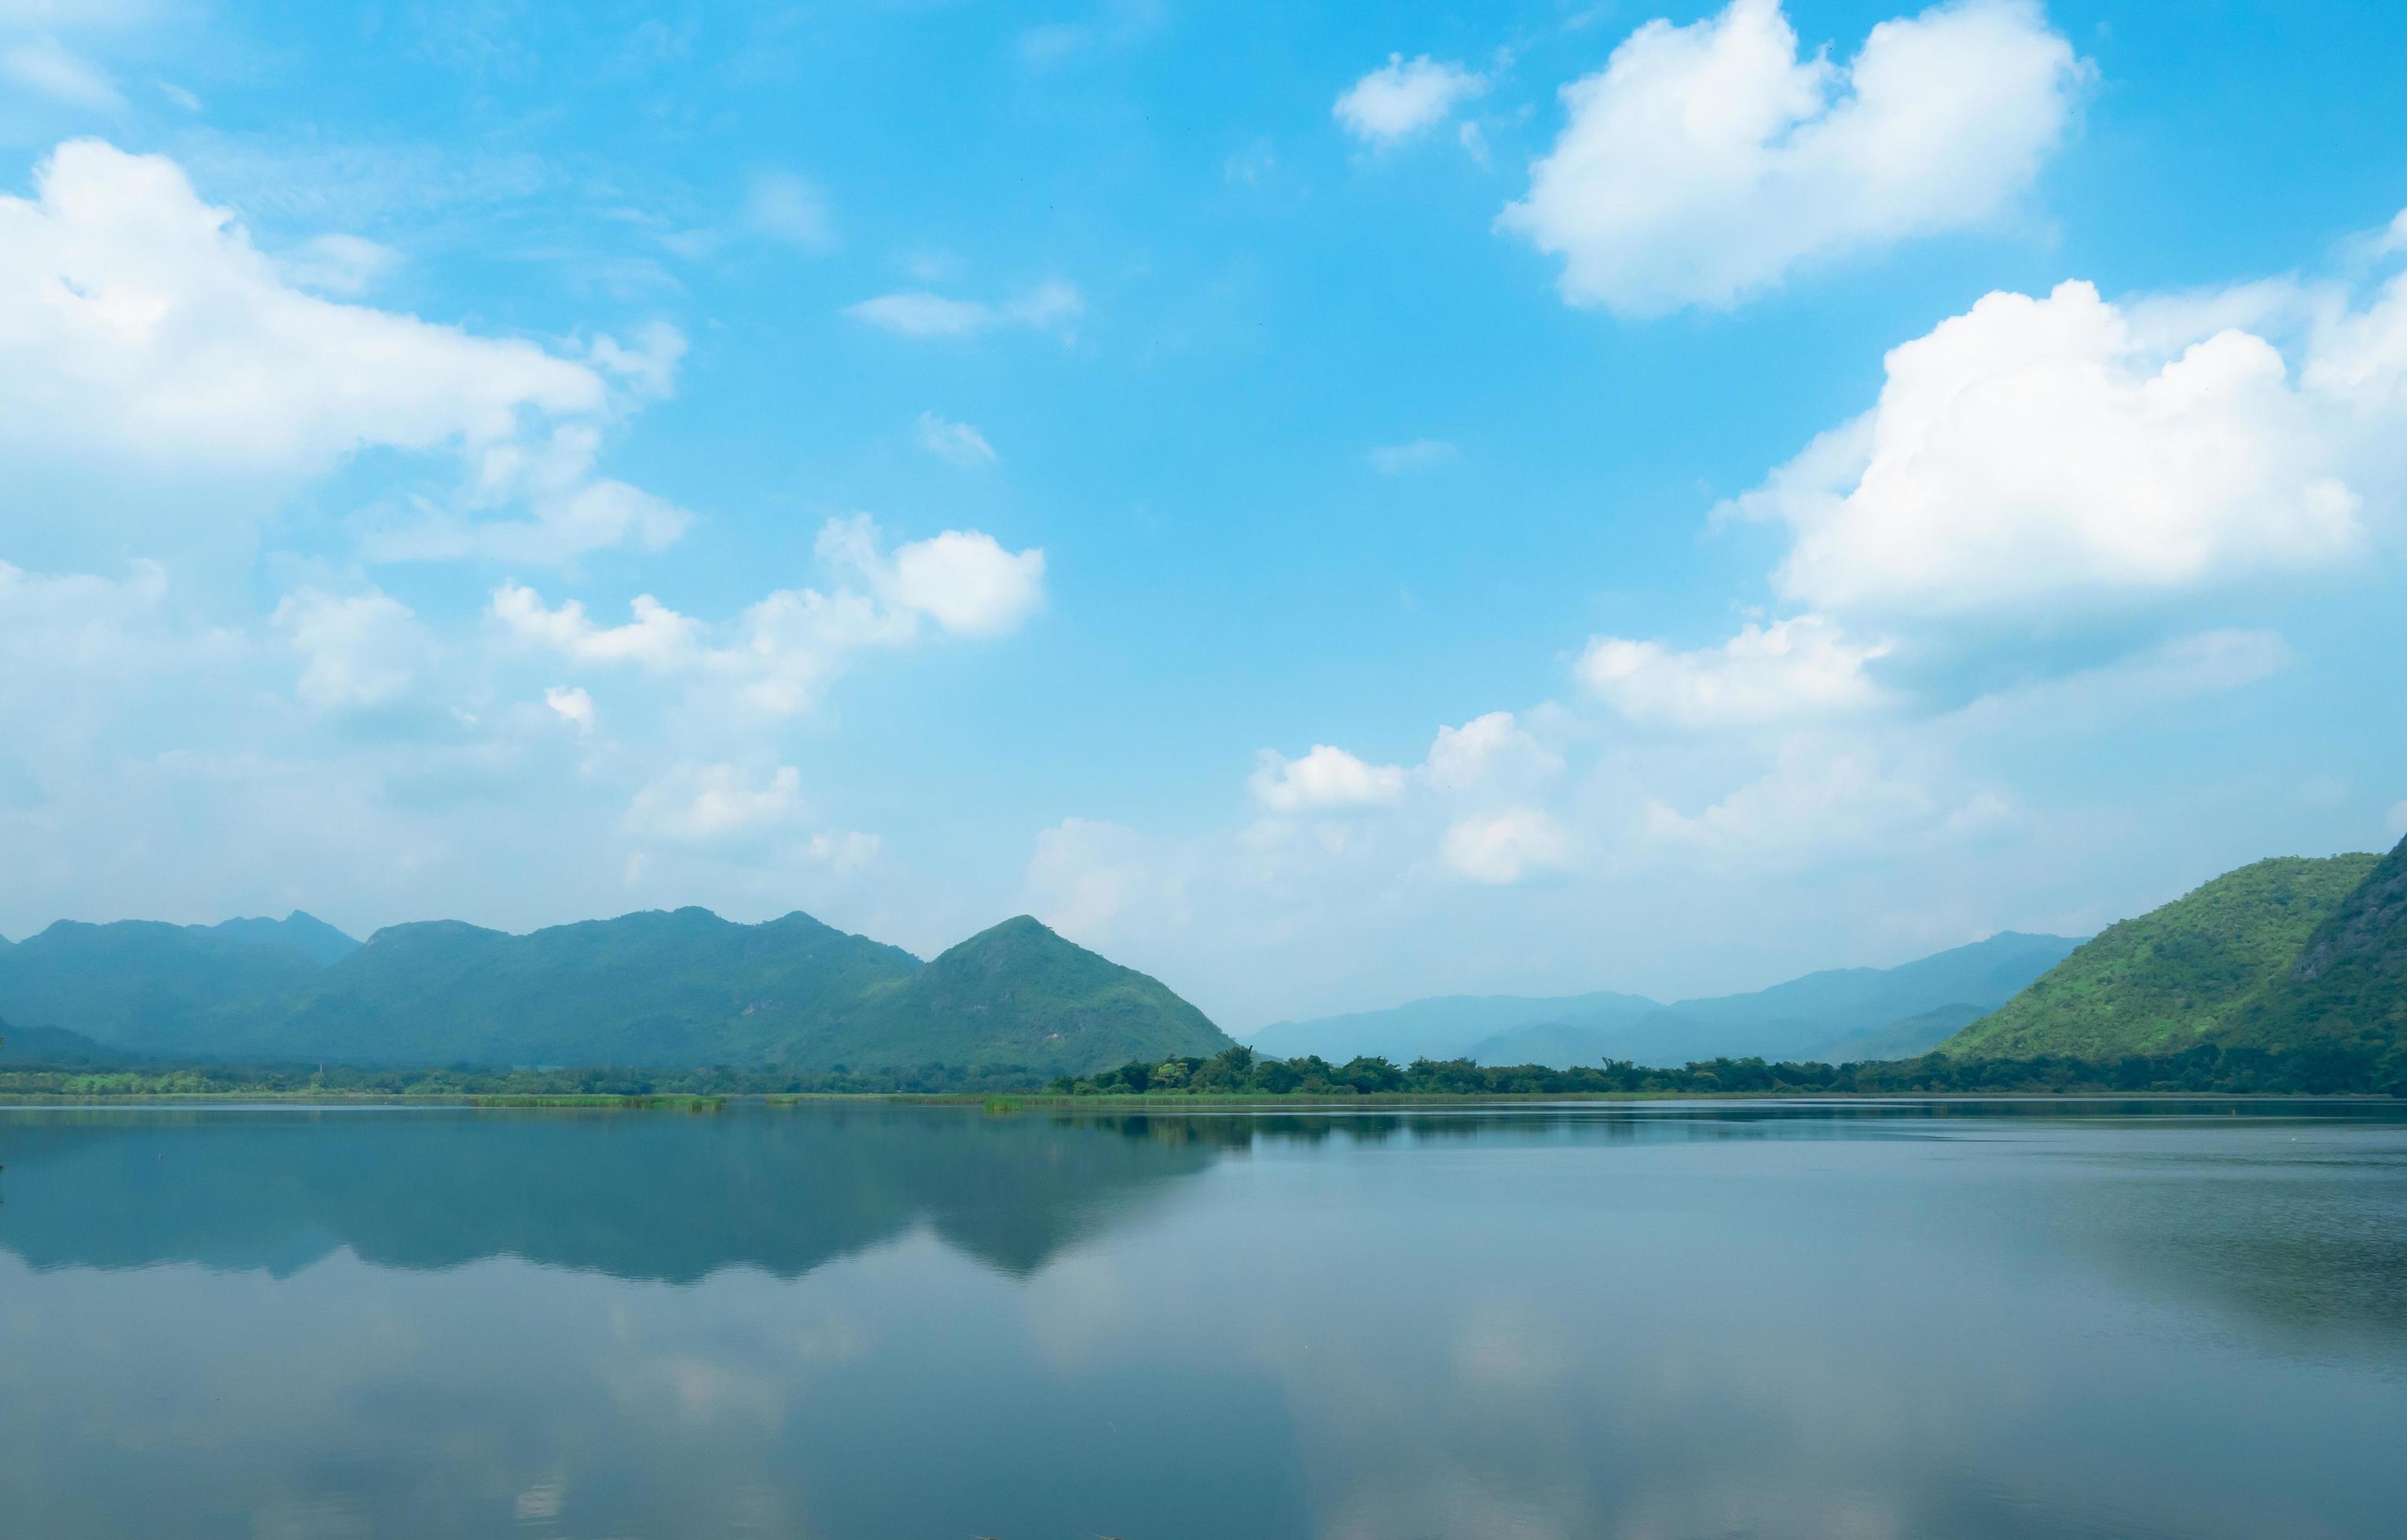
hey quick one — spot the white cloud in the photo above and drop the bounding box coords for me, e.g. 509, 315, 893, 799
364, 419, 694, 565
1334, 54, 1486, 144
843, 281, 1083, 339
1366, 438, 1459, 474
270, 588, 426, 710
1442, 807, 1574, 885
623, 763, 804, 842
0, 140, 688, 563
494, 516, 1044, 716
877, 527, 1048, 638
1251, 745, 1409, 812
917, 411, 998, 467
1499, 0, 2081, 314
491, 585, 706, 671
542, 684, 596, 735
745, 170, 835, 251
1577, 614, 1891, 728
1424, 712, 1561, 794
1, 35, 121, 108
1734, 280, 2365, 619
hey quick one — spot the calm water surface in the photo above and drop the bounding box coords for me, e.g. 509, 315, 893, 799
2, 1100, 2402, 1538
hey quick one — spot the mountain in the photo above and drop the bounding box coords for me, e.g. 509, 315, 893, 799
0, 920, 332, 1058
809, 916, 1233, 1075
1260, 933, 2081, 1069
268, 908, 924, 1067
0, 1020, 123, 1065
1249, 992, 1660, 1065
1943, 855, 2383, 1059
2232, 838, 2407, 1059
1591, 932, 2088, 1067
204, 911, 361, 966
0, 907, 1226, 1077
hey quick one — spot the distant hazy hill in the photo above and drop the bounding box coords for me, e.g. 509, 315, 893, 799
204, 912, 362, 966
0, 908, 1227, 1076
0, 920, 332, 1058
1257, 933, 2080, 1069
0, 1018, 123, 1065
1249, 992, 1659, 1065
1943, 854, 2384, 1059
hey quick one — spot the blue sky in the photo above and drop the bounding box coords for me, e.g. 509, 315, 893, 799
2, 0, 2403, 1028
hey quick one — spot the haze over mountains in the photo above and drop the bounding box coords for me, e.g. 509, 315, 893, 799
0, 909, 1230, 1078
6, 836, 2402, 1084
1252, 932, 2085, 1069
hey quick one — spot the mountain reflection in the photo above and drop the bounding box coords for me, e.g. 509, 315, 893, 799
0, 1106, 1252, 1282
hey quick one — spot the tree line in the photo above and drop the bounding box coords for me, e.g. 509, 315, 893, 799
1, 1037, 2399, 1101
1048, 1040, 2407, 1098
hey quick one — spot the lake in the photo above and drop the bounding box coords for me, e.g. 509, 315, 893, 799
2, 1100, 2402, 1538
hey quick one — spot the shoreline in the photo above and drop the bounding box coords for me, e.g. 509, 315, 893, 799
0, 1089, 2396, 1110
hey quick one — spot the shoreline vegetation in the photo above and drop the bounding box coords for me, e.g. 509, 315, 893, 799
2, 1037, 2400, 1105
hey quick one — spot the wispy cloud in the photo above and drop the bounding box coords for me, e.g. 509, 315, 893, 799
917, 412, 998, 467
1366, 438, 1459, 474
845, 281, 1084, 340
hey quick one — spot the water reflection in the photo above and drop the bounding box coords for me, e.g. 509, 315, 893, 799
0, 1102, 2401, 1539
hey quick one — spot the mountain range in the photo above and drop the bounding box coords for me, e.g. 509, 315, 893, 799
1943, 837, 2407, 1069
1251, 931, 2084, 1069
0, 909, 1231, 1078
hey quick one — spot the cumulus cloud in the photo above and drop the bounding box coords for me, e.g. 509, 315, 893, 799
844, 281, 1083, 339
1499, 0, 2081, 314
1334, 54, 1486, 144
1366, 438, 1459, 474
1442, 807, 1574, 885
362, 418, 693, 565
270, 588, 427, 710
1577, 614, 1891, 728
916, 411, 998, 467
1731, 280, 2366, 619
623, 763, 805, 842
493, 516, 1044, 716
1250, 744, 1409, 812
0, 140, 687, 559
1424, 712, 1561, 794
543, 684, 596, 735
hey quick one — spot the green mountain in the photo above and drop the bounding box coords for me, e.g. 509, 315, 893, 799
1943, 854, 2383, 1059
810, 916, 1232, 1074
0, 908, 1227, 1077
0, 1019, 122, 1065
268, 908, 925, 1067
2230, 838, 2407, 1059
1259, 933, 2080, 1069
205, 911, 361, 966
0, 920, 330, 1057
